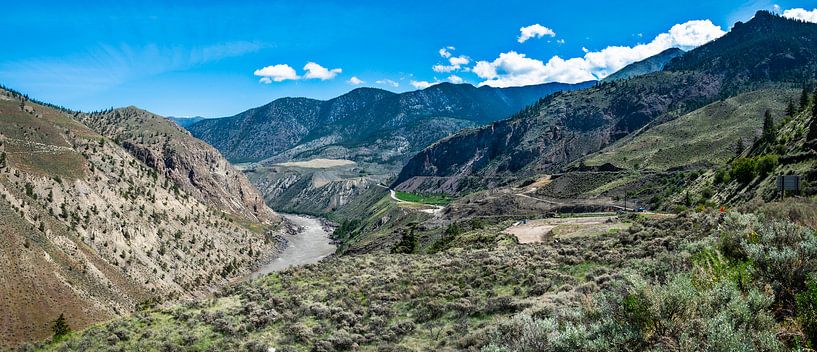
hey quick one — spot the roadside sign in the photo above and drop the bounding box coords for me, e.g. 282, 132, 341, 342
776, 175, 800, 192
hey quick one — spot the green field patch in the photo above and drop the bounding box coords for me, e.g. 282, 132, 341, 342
394, 191, 453, 206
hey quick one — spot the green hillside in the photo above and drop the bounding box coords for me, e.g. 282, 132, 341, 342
586, 88, 797, 170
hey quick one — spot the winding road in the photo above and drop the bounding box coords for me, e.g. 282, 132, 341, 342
376, 184, 445, 215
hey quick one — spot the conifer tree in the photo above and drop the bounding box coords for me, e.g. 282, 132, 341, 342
762, 110, 776, 143
52, 313, 70, 340
813, 88, 817, 120
801, 85, 812, 112
785, 99, 796, 117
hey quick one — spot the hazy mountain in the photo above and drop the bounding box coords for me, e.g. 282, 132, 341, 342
394, 11, 817, 194
601, 48, 685, 82
167, 116, 206, 127
187, 81, 595, 165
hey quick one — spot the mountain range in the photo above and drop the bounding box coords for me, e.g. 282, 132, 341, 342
5, 9, 817, 351
393, 11, 817, 194
187, 81, 594, 166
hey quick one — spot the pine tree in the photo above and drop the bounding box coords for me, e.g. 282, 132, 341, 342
762, 110, 775, 143
785, 99, 796, 117
802, 86, 812, 112
813, 88, 817, 120
52, 313, 70, 340
735, 138, 744, 155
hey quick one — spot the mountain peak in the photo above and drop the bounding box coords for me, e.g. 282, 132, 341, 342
664, 9, 817, 90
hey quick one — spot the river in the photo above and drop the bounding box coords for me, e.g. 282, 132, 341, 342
247, 214, 336, 280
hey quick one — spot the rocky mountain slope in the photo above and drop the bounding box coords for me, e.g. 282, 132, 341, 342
601, 48, 685, 82
79, 107, 279, 224
0, 89, 283, 347
394, 12, 817, 194
243, 160, 383, 216
187, 81, 594, 166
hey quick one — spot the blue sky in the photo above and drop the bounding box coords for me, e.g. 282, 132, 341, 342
1, 1, 815, 117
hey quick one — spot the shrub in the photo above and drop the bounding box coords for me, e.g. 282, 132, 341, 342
485, 274, 782, 352
797, 274, 817, 348
755, 154, 779, 178
714, 168, 731, 185
741, 217, 817, 307
730, 158, 757, 184
729, 155, 778, 184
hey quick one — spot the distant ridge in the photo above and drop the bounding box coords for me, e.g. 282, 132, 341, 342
602, 48, 685, 82
168, 115, 206, 127
186, 81, 594, 165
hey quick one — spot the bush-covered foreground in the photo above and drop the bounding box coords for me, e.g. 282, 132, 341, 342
32, 211, 817, 351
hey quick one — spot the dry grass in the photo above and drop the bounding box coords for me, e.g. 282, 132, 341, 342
503, 216, 633, 243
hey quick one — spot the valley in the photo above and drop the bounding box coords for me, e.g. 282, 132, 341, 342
3, 6, 817, 352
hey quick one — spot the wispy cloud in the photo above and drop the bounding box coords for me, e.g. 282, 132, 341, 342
432, 47, 470, 73
0, 41, 265, 94
375, 79, 399, 87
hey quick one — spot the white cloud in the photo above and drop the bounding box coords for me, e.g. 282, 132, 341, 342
439, 48, 452, 58
474, 19, 725, 87
556, 39, 566, 44
376, 79, 399, 87
782, 8, 817, 22
303, 62, 342, 80
518, 24, 556, 43
447, 74, 464, 84
433, 55, 470, 73
450, 56, 469, 66
410, 80, 434, 89
348, 76, 365, 85
254, 64, 300, 82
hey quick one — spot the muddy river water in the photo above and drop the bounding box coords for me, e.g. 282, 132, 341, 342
247, 214, 336, 279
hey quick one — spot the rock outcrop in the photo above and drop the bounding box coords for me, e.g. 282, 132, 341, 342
81, 107, 279, 224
